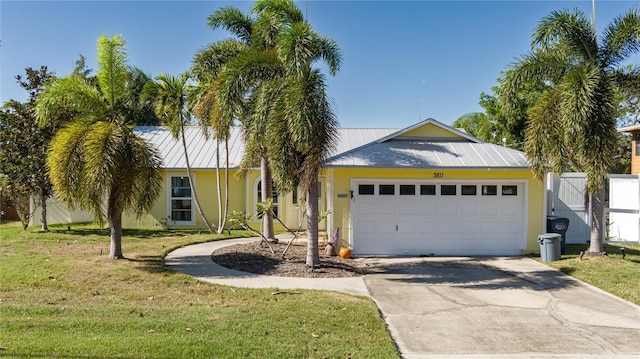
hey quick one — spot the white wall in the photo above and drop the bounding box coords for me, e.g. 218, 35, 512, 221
608, 175, 640, 242
30, 195, 94, 226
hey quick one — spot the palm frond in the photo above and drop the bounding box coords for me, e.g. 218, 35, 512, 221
208, 6, 254, 44
191, 39, 248, 82
532, 9, 597, 62
601, 8, 640, 68
96, 34, 129, 115
36, 76, 107, 127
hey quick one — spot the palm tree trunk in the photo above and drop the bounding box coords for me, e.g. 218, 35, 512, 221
216, 139, 223, 233
108, 211, 124, 259
306, 177, 320, 267
219, 137, 230, 232
587, 186, 606, 254
261, 156, 275, 239
40, 192, 48, 232
181, 129, 215, 233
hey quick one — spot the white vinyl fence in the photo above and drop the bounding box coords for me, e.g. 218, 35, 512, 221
546, 173, 591, 244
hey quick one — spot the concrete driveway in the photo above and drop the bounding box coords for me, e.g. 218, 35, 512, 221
361, 256, 640, 359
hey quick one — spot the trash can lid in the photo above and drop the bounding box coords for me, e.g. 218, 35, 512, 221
547, 215, 570, 222
538, 233, 561, 239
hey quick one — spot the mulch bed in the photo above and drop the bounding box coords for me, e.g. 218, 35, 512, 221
211, 240, 361, 278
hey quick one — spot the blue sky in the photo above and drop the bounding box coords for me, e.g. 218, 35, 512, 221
2, 1, 639, 128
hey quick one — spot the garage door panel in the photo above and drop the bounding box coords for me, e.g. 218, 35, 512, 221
417, 202, 437, 215
398, 202, 417, 215
355, 220, 377, 233
397, 221, 416, 233
439, 203, 458, 215
377, 203, 397, 215
355, 201, 376, 215
459, 203, 478, 215
376, 221, 397, 233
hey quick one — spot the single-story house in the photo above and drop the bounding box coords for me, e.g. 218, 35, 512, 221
127, 118, 545, 256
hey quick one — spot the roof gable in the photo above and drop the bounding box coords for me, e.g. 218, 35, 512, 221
325, 119, 528, 169
378, 118, 482, 143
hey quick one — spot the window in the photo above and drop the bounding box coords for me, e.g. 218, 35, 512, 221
420, 184, 436, 195
379, 184, 395, 195
257, 181, 279, 217
482, 185, 497, 196
358, 184, 375, 195
170, 176, 193, 223
441, 185, 457, 195
400, 185, 416, 195
502, 185, 518, 196
461, 185, 477, 196
636, 134, 640, 156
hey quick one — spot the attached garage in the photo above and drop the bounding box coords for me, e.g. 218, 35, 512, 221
351, 180, 526, 255
326, 119, 544, 256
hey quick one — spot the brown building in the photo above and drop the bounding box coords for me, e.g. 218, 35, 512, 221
618, 125, 640, 175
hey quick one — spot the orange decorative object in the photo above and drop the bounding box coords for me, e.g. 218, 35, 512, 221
339, 247, 352, 259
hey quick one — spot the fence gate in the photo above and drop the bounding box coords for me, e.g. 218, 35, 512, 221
547, 173, 591, 244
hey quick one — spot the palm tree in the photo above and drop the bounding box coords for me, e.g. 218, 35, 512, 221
143, 72, 216, 233
192, 6, 280, 239
36, 34, 163, 259
500, 8, 640, 255
216, 0, 341, 266
191, 41, 245, 235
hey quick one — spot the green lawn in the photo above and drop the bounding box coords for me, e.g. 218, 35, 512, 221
537, 242, 640, 306
0, 223, 399, 358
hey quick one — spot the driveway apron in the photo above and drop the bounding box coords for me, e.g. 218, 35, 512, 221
362, 256, 640, 359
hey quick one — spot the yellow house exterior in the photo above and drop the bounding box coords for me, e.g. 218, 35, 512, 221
128, 119, 544, 256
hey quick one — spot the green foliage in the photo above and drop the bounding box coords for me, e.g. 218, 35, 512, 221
0, 66, 56, 229
453, 74, 543, 150
500, 9, 640, 193
36, 34, 163, 258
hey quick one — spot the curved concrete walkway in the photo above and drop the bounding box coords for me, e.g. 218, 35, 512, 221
164, 237, 370, 297
166, 238, 640, 358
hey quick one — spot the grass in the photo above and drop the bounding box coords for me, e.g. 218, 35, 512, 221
0, 222, 399, 358
536, 242, 640, 305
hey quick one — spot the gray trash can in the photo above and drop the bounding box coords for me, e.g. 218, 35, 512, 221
547, 216, 569, 255
538, 233, 562, 262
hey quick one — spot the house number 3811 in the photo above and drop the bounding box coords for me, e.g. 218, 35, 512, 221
433, 172, 444, 178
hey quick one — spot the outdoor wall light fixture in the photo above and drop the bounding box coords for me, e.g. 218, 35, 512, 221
350, 190, 354, 199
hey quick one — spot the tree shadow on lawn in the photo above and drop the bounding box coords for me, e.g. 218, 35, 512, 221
48, 226, 203, 239
362, 257, 581, 292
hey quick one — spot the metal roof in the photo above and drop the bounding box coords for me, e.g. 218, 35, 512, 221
135, 126, 246, 169
134, 126, 396, 169
135, 121, 529, 170
325, 138, 530, 168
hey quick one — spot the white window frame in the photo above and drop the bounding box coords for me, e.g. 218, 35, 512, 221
254, 178, 282, 219
167, 174, 195, 225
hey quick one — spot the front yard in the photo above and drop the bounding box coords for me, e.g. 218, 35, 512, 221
538, 243, 640, 305
0, 223, 398, 358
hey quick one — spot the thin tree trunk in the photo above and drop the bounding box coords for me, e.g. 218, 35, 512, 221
216, 139, 223, 232
109, 212, 124, 259
219, 137, 230, 232
181, 128, 215, 233
306, 177, 320, 267
261, 156, 275, 239
40, 192, 48, 232
587, 186, 606, 254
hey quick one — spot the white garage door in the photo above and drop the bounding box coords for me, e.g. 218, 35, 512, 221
351, 180, 526, 256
